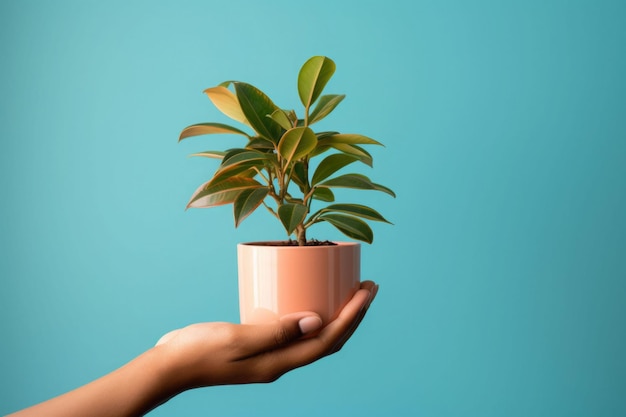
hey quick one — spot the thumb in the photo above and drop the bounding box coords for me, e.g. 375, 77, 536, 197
241, 312, 323, 356
281, 312, 325, 340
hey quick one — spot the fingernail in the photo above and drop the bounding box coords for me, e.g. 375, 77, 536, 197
298, 316, 323, 334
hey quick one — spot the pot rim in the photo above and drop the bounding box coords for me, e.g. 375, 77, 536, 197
238, 241, 359, 248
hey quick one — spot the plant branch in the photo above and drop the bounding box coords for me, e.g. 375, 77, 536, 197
262, 201, 279, 219
254, 167, 270, 185
303, 185, 317, 204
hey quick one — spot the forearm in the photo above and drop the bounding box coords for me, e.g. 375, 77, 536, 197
8, 345, 183, 417
7, 283, 376, 416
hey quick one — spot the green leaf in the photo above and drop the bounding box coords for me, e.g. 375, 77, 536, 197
269, 109, 293, 130
310, 146, 332, 158
277, 127, 317, 166
316, 131, 341, 139
317, 133, 383, 147
278, 203, 308, 235
286, 109, 298, 125
203, 86, 249, 126
311, 153, 359, 186
187, 177, 263, 209
318, 213, 373, 244
246, 137, 275, 150
189, 150, 227, 159
218, 148, 248, 167
309, 94, 345, 125
234, 82, 282, 142
311, 187, 335, 202
179, 123, 250, 141
204, 149, 273, 187
318, 173, 396, 197
221, 148, 248, 159
291, 161, 308, 190
220, 149, 276, 170
326, 143, 373, 167
317, 204, 391, 223
233, 187, 269, 227
310, 133, 338, 157
298, 56, 336, 109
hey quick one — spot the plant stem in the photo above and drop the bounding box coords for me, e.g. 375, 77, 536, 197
296, 225, 306, 246
255, 167, 270, 185
262, 201, 279, 219
304, 104, 310, 127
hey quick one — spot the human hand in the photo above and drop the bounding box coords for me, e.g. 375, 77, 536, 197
7, 281, 377, 417
154, 280, 378, 389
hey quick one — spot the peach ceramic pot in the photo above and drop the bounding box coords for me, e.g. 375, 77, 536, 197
237, 241, 361, 325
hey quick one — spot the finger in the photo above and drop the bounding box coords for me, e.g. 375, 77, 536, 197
235, 311, 323, 358
261, 283, 374, 373
286, 281, 376, 355
319, 281, 376, 350
331, 282, 379, 353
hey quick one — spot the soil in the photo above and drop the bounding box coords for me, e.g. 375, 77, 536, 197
251, 239, 338, 247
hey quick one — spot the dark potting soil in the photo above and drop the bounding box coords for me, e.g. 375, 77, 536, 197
252, 239, 338, 247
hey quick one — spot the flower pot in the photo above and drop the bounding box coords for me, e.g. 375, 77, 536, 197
237, 241, 361, 324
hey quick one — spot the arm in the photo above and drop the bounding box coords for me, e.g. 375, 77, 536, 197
9, 281, 378, 417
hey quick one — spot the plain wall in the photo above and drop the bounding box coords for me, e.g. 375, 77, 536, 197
1, 0, 625, 415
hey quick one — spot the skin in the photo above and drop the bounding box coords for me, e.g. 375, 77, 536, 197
8, 281, 378, 417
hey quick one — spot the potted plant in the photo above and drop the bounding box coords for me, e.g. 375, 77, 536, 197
179, 56, 394, 324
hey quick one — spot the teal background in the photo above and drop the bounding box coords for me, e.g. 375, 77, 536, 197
1, 0, 625, 415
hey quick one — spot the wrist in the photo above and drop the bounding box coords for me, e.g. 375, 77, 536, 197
135, 345, 189, 412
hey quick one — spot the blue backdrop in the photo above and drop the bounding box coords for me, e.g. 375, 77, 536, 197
2, 1, 625, 415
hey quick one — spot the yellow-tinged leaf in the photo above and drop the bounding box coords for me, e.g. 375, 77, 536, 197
179, 123, 249, 141
204, 86, 249, 126
189, 150, 226, 159
269, 109, 293, 130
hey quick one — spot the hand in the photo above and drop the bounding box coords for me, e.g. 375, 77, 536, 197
8, 281, 378, 417
155, 280, 378, 389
